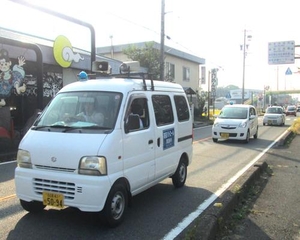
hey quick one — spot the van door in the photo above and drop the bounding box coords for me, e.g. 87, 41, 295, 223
122, 96, 155, 192
151, 94, 178, 179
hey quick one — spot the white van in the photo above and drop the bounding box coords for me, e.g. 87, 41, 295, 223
15, 62, 193, 227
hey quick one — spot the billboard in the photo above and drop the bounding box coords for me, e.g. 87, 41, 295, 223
268, 41, 295, 65
229, 89, 250, 100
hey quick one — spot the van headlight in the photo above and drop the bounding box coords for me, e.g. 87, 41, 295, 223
213, 122, 220, 127
238, 121, 248, 128
79, 156, 107, 176
17, 149, 32, 169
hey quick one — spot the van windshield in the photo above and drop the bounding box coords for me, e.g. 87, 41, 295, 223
34, 91, 122, 130
218, 107, 248, 119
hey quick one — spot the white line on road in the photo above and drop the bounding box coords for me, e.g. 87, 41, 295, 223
0, 160, 16, 166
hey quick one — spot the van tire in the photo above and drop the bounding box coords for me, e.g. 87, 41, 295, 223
20, 200, 45, 213
103, 183, 128, 228
172, 158, 187, 188
253, 127, 258, 139
244, 130, 250, 143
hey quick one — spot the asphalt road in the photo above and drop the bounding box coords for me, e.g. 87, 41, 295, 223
0, 116, 296, 240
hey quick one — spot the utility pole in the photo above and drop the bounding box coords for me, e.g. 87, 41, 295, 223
242, 29, 246, 104
160, 0, 165, 81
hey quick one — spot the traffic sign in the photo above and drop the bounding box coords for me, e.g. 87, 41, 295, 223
268, 41, 295, 65
285, 67, 292, 75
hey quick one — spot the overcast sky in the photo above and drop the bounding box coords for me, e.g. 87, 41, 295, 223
3, 0, 300, 92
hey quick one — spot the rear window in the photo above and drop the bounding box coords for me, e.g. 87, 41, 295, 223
152, 95, 174, 126
174, 95, 190, 122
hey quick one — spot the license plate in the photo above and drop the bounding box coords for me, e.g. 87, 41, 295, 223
43, 191, 64, 208
220, 133, 229, 139
268, 120, 272, 124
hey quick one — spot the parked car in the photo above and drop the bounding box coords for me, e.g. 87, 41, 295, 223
286, 105, 297, 116
297, 106, 300, 112
263, 106, 285, 126
212, 104, 258, 143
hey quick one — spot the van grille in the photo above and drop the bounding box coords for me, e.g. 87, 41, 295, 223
33, 178, 76, 200
221, 125, 236, 129
35, 165, 76, 172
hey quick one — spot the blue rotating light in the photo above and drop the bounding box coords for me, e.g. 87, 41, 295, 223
78, 71, 88, 81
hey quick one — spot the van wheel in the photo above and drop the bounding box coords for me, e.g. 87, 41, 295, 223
253, 127, 258, 139
103, 183, 128, 228
244, 131, 250, 143
172, 158, 187, 188
212, 138, 218, 143
20, 200, 45, 213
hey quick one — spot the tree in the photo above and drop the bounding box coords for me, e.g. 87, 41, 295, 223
123, 41, 160, 79
194, 90, 206, 119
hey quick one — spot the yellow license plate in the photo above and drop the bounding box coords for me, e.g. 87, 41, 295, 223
43, 191, 64, 208
220, 133, 229, 139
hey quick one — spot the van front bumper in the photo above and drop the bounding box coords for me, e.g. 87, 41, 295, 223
15, 167, 111, 212
212, 127, 247, 141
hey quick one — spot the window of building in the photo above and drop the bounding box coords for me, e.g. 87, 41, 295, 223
183, 67, 190, 81
165, 62, 175, 81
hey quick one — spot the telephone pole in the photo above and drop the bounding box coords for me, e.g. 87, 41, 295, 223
160, 0, 165, 81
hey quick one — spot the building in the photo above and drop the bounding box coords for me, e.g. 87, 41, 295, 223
0, 27, 122, 155
97, 41, 205, 98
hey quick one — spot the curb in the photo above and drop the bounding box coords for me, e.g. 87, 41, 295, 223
0, 151, 17, 163
277, 130, 294, 146
177, 161, 268, 240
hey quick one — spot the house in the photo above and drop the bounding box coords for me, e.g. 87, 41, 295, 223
96, 41, 205, 100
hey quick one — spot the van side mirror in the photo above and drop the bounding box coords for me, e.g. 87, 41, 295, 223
125, 114, 141, 133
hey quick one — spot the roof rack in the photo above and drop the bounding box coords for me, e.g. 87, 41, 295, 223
92, 60, 155, 91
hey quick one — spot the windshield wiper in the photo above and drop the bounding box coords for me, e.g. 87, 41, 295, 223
31, 125, 51, 130
31, 124, 72, 131
62, 125, 111, 133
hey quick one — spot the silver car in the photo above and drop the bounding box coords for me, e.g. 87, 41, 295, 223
263, 106, 285, 126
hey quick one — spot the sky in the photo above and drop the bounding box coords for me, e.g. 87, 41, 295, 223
2, 0, 300, 92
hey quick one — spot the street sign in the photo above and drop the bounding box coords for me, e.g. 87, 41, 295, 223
268, 41, 295, 65
285, 67, 292, 75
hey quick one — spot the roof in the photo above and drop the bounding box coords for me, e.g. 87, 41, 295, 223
97, 41, 205, 65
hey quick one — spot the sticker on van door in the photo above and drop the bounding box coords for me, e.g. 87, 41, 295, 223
163, 128, 175, 150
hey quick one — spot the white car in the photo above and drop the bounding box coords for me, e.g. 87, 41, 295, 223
263, 106, 285, 126
212, 104, 258, 143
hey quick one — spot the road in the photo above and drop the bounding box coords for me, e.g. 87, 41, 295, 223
0, 116, 296, 240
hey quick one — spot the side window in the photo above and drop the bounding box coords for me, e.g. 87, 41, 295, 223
152, 95, 174, 126
174, 95, 190, 122
250, 107, 256, 116
126, 97, 149, 132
